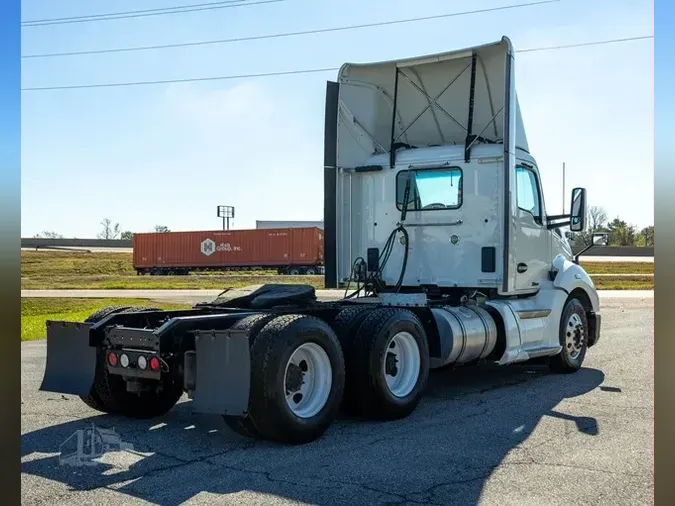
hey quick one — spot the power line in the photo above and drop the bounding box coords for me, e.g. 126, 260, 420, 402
21, 35, 653, 92
22, 0, 251, 24
23, 67, 340, 91
22, 0, 282, 27
516, 34, 654, 52
23, 0, 559, 58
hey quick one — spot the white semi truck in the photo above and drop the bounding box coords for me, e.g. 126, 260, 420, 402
40, 36, 603, 445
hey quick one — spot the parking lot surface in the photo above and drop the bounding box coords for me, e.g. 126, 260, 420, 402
21, 296, 653, 505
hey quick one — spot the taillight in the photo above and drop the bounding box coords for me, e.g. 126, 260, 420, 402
120, 354, 130, 368
137, 355, 148, 370
107, 352, 118, 367
149, 356, 160, 371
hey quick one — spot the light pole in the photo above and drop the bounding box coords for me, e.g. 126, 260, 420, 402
217, 206, 235, 231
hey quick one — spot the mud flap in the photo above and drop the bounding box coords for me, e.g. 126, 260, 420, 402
187, 329, 251, 417
39, 321, 96, 396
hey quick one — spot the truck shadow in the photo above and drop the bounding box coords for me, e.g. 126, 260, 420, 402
22, 364, 606, 505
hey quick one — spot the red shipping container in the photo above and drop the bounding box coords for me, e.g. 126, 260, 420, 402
132, 227, 324, 274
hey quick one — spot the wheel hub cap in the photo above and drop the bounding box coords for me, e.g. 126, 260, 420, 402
383, 331, 421, 398
283, 343, 332, 419
565, 314, 585, 360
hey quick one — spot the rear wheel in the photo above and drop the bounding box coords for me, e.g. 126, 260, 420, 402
346, 308, 430, 420
79, 306, 132, 411
80, 306, 183, 418
549, 298, 588, 373
331, 306, 371, 348
243, 314, 345, 444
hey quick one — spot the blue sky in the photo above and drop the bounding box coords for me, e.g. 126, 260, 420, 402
20, 0, 654, 237
1, 1, 19, 212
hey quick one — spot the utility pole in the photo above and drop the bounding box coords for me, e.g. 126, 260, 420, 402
562, 162, 566, 214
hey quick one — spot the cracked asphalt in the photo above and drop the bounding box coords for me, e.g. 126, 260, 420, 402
21, 296, 653, 505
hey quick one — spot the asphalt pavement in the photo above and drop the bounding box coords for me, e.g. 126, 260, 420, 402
21, 296, 653, 506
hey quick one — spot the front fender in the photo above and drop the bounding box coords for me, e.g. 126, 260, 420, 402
551, 254, 600, 313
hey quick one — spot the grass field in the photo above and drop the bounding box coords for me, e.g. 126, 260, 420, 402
21, 250, 654, 291
21, 298, 191, 341
591, 275, 653, 290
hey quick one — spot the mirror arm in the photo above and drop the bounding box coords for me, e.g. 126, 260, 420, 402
546, 214, 570, 221
546, 216, 571, 230
547, 220, 570, 230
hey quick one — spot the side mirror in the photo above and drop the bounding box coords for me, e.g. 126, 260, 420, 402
569, 187, 586, 232
574, 232, 609, 264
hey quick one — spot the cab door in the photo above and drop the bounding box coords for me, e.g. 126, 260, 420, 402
513, 164, 550, 292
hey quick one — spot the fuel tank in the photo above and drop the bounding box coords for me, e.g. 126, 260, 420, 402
430, 305, 498, 368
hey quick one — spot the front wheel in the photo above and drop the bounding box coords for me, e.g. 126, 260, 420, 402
549, 298, 589, 373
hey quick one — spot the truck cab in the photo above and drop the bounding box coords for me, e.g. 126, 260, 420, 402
323, 35, 600, 365
332, 143, 577, 296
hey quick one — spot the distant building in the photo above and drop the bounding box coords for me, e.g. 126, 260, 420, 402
256, 220, 324, 230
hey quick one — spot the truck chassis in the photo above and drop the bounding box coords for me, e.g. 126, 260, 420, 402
40, 282, 599, 445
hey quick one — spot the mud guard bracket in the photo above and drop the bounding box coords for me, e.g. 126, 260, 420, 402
39, 321, 96, 396
187, 329, 251, 416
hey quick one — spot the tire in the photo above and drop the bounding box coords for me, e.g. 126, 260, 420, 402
244, 314, 345, 444
288, 267, 302, 276
346, 308, 430, 420
305, 267, 317, 275
331, 306, 373, 413
80, 306, 183, 418
549, 298, 589, 374
222, 313, 277, 439
331, 306, 371, 349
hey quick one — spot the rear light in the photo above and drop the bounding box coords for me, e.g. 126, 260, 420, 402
149, 356, 160, 372
137, 356, 147, 370
120, 354, 130, 368
107, 352, 118, 367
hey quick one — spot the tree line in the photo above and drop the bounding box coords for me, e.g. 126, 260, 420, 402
33, 218, 170, 240
571, 206, 654, 247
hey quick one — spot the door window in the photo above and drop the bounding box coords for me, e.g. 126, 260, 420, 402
516, 166, 542, 223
